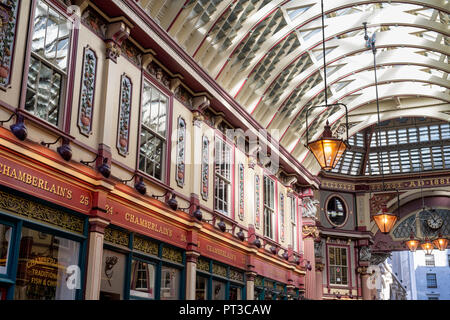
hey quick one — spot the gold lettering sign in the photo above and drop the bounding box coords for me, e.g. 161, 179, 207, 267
0, 162, 73, 200
206, 244, 236, 262
125, 212, 173, 237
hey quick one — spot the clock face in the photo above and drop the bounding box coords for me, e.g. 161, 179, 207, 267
427, 215, 443, 230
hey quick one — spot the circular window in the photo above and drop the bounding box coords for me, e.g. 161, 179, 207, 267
326, 196, 347, 226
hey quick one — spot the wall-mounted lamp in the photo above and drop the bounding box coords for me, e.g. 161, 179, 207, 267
179, 203, 203, 222
152, 191, 178, 211
0, 112, 28, 141
80, 155, 111, 178
41, 136, 72, 161
120, 174, 146, 195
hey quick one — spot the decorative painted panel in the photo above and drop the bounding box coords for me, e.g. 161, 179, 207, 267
121, 39, 142, 67
255, 174, 260, 229
197, 258, 210, 273
81, 7, 107, 39
77, 47, 97, 136
201, 135, 209, 200
238, 163, 244, 221
133, 236, 158, 256
162, 246, 183, 264
104, 227, 129, 247
212, 263, 227, 277
176, 116, 186, 187
117, 74, 132, 156
229, 269, 244, 282
0, 190, 84, 234
280, 193, 285, 241
0, 0, 19, 87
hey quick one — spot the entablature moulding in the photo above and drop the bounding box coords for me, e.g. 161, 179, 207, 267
0, 128, 305, 285
319, 171, 450, 193
81, 0, 318, 188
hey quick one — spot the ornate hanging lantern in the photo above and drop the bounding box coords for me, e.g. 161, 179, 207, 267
432, 236, 448, 251
372, 204, 398, 234
420, 239, 434, 255
405, 233, 420, 252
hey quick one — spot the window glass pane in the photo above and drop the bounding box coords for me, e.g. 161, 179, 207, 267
31, 1, 48, 55
130, 260, 155, 299
0, 224, 12, 275
100, 249, 126, 300
14, 227, 80, 300
229, 286, 241, 300
160, 266, 180, 300
212, 280, 226, 300
195, 276, 208, 300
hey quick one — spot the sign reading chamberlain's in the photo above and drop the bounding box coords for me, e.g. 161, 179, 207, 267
105, 197, 188, 248
0, 153, 93, 214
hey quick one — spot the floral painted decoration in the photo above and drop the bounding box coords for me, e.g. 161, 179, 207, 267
255, 175, 260, 229
176, 116, 186, 187
238, 163, 244, 221
201, 135, 209, 200
280, 193, 285, 241
78, 47, 97, 136
0, 0, 19, 87
117, 75, 132, 156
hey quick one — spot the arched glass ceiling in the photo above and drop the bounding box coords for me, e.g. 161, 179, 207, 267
331, 117, 450, 175
137, 0, 450, 171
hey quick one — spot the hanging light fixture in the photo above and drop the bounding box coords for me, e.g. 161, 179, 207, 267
420, 238, 434, 255
432, 235, 449, 251
372, 203, 398, 234
305, 0, 349, 171
405, 233, 420, 252
363, 23, 399, 234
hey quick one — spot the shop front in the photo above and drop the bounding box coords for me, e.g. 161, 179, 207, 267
195, 235, 248, 300
195, 256, 246, 300
0, 149, 93, 300
0, 187, 87, 300
100, 225, 186, 300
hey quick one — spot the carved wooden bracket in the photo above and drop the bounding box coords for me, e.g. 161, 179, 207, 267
105, 22, 131, 62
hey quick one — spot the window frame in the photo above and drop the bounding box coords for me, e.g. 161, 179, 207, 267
213, 135, 234, 217
137, 76, 172, 183
426, 273, 437, 288
327, 245, 350, 287
289, 196, 297, 252
263, 175, 276, 240
324, 194, 349, 228
425, 254, 435, 267
19, 0, 79, 133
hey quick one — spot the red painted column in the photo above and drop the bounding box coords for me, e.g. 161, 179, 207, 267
302, 218, 319, 300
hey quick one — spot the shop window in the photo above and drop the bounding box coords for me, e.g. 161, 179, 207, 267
139, 80, 168, 181
130, 260, 155, 299
13, 227, 80, 300
160, 266, 180, 300
25, 0, 72, 127
326, 196, 347, 227
0, 224, 12, 275
229, 286, 241, 300
195, 275, 208, 300
328, 246, 348, 286
212, 280, 226, 300
214, 137, 232, 216
100, 249, 127, 300
263, 176, 275, 239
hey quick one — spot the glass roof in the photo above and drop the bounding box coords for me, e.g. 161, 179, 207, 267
331, 118, 450, 176
136, 0, 450, 172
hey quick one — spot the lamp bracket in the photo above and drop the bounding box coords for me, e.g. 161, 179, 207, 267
304, 103, 349, 146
